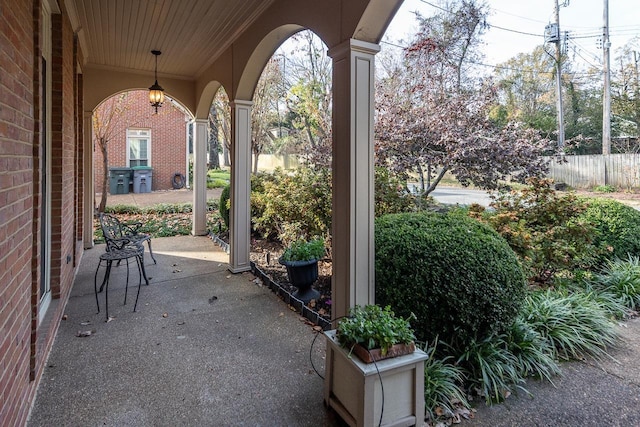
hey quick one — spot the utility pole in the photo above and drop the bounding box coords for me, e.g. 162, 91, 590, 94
602, 0, 611, 155
554, 0, 565, 152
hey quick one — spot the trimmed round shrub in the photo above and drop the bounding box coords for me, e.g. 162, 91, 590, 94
219, 184, 231, 228
578, 198, 640, 262
375, 212, 526, 348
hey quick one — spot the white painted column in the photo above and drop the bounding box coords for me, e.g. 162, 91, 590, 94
83, 112, 94, 249
192, 119, 208, 236
328, 39, 380, 320
229, 100, 252, 273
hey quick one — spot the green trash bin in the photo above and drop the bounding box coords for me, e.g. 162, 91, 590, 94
109, 167, 132, 194
132, 166, 153, 193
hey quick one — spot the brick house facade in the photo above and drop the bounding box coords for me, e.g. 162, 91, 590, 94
1, 1, 83, 425
93, 90, 190, 194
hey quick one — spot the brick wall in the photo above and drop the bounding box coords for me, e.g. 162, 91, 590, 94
1, 1, 83, 425
94, 90, 189, 195
50, 10, 76, 299
0, 1, 35, 426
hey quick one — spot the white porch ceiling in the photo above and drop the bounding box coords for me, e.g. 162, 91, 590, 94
68, 0, 276, 80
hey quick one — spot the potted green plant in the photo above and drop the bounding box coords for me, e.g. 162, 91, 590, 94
324, 305, 427, 426
278, 238, 325, 303
336, 304, 416, 363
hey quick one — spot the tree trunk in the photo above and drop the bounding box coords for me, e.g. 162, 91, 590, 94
223, 144, 231, 167
98, 137, 108, 212
208, 112, 220, 170
252, 144, 260, 174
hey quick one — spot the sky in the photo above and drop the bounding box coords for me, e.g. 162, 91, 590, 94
384, 0, 640, 71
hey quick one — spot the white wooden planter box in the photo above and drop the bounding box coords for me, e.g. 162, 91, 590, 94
324, 330, 429, 427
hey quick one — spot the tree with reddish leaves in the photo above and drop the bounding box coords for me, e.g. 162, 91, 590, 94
375, 0, 552, 196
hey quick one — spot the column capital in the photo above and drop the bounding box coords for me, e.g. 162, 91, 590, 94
328, 39, 380, 60
232, 99, 253, 109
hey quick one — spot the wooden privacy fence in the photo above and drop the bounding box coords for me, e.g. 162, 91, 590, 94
546, 154, 640, 189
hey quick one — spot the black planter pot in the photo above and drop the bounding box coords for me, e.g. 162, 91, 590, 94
278, 258, 320, 303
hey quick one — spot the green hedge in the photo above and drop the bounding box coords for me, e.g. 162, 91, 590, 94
219, 184, 231, 228
579, 198, 640, 262
375, 212, 526, 348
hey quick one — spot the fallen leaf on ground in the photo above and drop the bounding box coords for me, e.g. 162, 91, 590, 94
454, 408, 473, 420
279, 312, 284, 317
106, 316, 115, 323
62, 314, 68, 320
76, 330, 94, 337
162, 313, 168, 318
172, 269, 182, 273
312, 326, 323, 332
177, 320, 185, 325
80, 321, 91, 326
208, 296, 218, 304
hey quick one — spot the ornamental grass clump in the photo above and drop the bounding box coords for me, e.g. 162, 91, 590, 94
520, 290, 618, 361
423, 340, 468, 421
593, 256, 640, 311
456, 333, 525, 404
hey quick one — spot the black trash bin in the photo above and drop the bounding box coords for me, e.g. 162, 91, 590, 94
109, 167, 132, 194
132, 166, 153, 193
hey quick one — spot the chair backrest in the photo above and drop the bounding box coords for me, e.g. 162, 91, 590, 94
99, 213, 124, 244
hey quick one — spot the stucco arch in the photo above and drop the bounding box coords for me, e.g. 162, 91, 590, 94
235, 24, 304, 101
195, 80, 232, 120
93, 88, 194, 121
83, 66, 197, 115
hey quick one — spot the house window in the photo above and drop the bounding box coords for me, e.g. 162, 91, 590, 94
127, 129, 150, 167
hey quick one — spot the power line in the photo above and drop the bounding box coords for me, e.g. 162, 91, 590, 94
487, 23, 543, 38
380, 40, 598, 76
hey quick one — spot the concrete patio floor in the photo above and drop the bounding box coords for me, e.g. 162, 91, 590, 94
28, 236, 337, 426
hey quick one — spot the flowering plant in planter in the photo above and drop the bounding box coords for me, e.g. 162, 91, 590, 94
337, 304, 416, 363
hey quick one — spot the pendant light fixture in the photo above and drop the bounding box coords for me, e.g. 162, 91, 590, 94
149, 50, 165, 113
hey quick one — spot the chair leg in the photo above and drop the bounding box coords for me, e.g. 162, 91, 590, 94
123, 257, 130, 305
94, 261, 103, 313
98, 258, 112, 293
134, 255, 144, 312
147, 239, 157, 264
140, 254, 150, 287
104, 260, 113, 321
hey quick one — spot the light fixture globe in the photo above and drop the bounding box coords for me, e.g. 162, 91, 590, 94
149, 50, 164, 113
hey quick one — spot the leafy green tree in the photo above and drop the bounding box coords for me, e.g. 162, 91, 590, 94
493, 46, 557, 135
251, 58, 286, 173
283, 30, 332, 167
611, 38, 640, 145
210, 89, 231, 166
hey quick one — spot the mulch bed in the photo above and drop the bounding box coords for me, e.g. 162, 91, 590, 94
213, 232, 333, 326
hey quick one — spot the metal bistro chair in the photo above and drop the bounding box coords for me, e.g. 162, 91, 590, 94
94, 237, 149, 321
99, 213, 156, 264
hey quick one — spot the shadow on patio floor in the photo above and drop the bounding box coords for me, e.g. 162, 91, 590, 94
28, 236, 339, 426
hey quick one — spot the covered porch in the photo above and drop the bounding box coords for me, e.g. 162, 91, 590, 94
28, 235, 334, 425
78, 0, 404, 320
